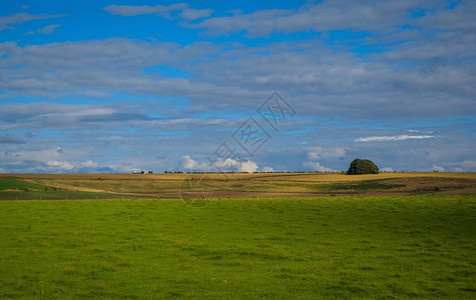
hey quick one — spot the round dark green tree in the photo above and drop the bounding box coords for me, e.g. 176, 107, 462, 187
347, 159, 379, 175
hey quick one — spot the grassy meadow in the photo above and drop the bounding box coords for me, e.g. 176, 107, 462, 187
0, 178, 148, 201
0, 195, 475, 299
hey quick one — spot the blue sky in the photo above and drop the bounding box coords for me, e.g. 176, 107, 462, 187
0, 0, 475, 173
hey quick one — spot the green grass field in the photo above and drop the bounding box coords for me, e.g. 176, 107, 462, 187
0, 178, 148, 201
1, 195, 474, 299
0, 178, 46, 191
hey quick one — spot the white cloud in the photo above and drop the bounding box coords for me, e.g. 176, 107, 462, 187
213, 158, 258, 173
307, 147, 346, 160
182, 155, 198, 169
238, 160, 258, 173
180, 8, 213, 20
107, 164, 140, 173
355, 135, 435, 142
4, 147, 65, 163
381, 167, 394, 172
432, 164, 445, 172
0, 36, 474, 120
443, 160, 476, 172
194, 1, 445, 36
103, 4, 212, 22
303, 161, 335, 172
47, 160, 74, 170
81, 160, 98, 167
261, 166, 274, 172
0, 13, 64, 30
181, 155, 258, 173
37, 24, 60, 34
103, 4, 188, 17
455, 161, 476, 169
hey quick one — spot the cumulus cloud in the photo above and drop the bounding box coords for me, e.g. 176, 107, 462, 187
381, 167, 394, 172
302, 147, 346, 172
213, 158, 258, 173
432, 164, 445, 172
261, 166, 274, 172
303, 161, 335, 172
355, 135, 435, 142
238, 160, 258, 173
182, 155, 198, 169
181, 155, 259, 173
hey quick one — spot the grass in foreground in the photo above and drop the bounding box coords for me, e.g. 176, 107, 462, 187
0, 195, 475, 299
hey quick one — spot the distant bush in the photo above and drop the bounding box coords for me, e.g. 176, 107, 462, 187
347, 159, 379, 175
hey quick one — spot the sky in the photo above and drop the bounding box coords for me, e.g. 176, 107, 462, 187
0, 0, 475, 174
